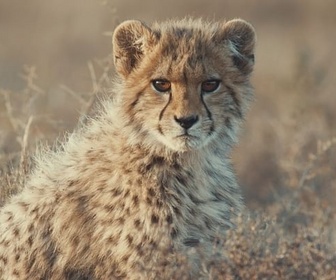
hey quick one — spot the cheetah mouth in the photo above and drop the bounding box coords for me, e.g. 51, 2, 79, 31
175, 133, 199, 140
174, 134, 201, 149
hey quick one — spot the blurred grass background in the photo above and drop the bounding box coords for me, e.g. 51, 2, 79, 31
0, 0, 335, 223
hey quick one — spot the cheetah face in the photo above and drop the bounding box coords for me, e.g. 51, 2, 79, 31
113, 19, 256, 151
150, 77, 219, 151
146, 74, 224, 151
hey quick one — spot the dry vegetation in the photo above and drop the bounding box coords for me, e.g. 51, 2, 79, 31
1, 0, 336, 279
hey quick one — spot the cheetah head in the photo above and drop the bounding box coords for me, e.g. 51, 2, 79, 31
112, 18, 256, 152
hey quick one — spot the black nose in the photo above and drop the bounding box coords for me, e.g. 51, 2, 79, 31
174, 115, 199, 129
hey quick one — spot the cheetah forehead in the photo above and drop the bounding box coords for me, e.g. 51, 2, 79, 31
113, 18, 255, 79
153, 19, 219, 49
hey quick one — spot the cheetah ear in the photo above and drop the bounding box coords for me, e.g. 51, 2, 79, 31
220, 19, 256, 74
112, 20, 157, 77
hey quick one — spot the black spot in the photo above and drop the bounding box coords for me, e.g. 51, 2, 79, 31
140, 156, 166, 173
151, 214, 159, 224
125, 207, 131, 215
246, 54, 255, 64
28, 236, 33, 247
122, 168, 132, 175
205, 217, 213, 230
104, 204, 115, 212
1, 256, 8, 265
173, 162, 181, 170
6, 213, 13, 222
136, 244, 144, 256
141, 234, 149, 243
44, 241, 58, 268
170, 228, 178, 239
208, 124, 215, 136
138, 164, 151, 174
149, 239, 157, 248
211, 191, 227, 202
189, 193, 202, 204
183, 238, 200, 247
155, 199, 163, 208
123, 189, 130, 197
172, 206, 181, 216
132, 195, 139, 205
152, 156, 165, 166
126, 234, 134, 245
134, 219, 141, 229
64, 268, 93, 280
225, 118, 233, 129
107, 236, 115, 244
117, 217, 125, 225
19, 201, 29, 209
13, 228, 20, 237
112, 188, 122, 197
146, 197, 152, 205
72, 236, 80, 246
147, 188, 155, 197
68, 180, 78, 187
121, 254, 130, 263
176, 175, 187, 186
166, 214, 173, 224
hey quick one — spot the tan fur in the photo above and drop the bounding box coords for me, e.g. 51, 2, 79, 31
0, 18, 256, 279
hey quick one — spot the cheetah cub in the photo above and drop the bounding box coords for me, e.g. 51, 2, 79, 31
0, 18, 256, 279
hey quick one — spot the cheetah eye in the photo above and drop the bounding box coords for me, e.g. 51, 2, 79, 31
152, 79, 171, 93
201, 80, 221, 93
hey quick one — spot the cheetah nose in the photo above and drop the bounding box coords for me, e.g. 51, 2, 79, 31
174, 115, 199, 129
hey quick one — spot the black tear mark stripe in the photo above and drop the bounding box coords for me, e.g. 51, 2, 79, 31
158, 92, 172, 121
200, 94, 212, 121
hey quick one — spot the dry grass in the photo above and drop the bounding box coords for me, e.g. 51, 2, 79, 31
1, 0, 336, 278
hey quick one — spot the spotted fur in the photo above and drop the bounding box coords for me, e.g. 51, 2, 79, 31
0, 18, 256, 279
